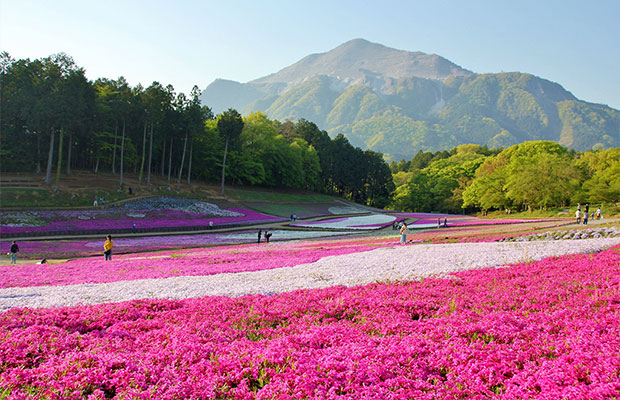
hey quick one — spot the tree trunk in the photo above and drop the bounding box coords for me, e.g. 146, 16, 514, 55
161, 138, 166, 176
36, 131, 41, 173
45, 127, 55, 185
187, 139, 193, 185
55, 128, 64, 188
119, 120, 126, 190
177, 132, 188, 190
112, 121, 118, 174
167, 136, 173, 183
138, 121, 147, 190
220, 136, 229, 195
65, 132, 72, 176
147, 122, 153, 187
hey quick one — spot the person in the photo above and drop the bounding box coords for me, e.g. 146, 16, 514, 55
101, 197, 105, 206
128, 186, 133, 195
36, 258, 47, 264
93, 197, 98, 207
399, 222, 408, 244
9, 241, 19, 264
293, 214, 297, 222
265, 231, 272, 243
443, 218, 448, 227
257, 229, 262, 243
290, 214, 294, 222
437, 218, 441, 228
132, 223, 136, 233
595, 207, 602, 220
103, 235, 113, 261
583, 203, 589, 225
575, 209, 581, 224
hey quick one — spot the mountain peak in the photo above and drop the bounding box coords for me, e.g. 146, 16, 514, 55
250, 39, 473, 90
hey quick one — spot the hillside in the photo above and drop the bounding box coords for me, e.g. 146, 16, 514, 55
200, 39, 620, 160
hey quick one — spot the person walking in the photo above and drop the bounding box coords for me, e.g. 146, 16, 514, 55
584, 204, 590, 225
257, 229, 262, 244
399, 222, 409, 244
9, 241, 19, 264
575, 209, 581, 224
103, 235, 113, 261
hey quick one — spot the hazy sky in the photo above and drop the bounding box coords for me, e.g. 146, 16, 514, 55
2, 0, 619, 109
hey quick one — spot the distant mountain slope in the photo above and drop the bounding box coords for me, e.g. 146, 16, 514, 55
200, 39, 619, 160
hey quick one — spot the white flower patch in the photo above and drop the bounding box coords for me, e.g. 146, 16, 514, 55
181, 202, 243, 217
295, 214, 396, 230
126, 213, 146, 218
2, 238, 618, 310
328, 205, 369, 214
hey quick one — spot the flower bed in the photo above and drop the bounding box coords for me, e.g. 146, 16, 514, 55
2, 238, 618, 310
291, 214, 396, 229
1, 245, 619, 399
0, 230, 357, 260
0, 198, 283, 235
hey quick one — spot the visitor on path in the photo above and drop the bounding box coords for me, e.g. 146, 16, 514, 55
257, 229, 262, 243
103, 235, 113, 261
293, 214, 297, 221
93, 197, 98, 207
437, 218, 441, 228
399, 222, 409, 244
575, 209, 581, 224
265, 231, 272, 243
128, 187, 133, 195
583, 203, 589, 225
132, 224, 136, 233
595, 207, 602, 220
443, 218, 448, 227
9, 241, 19, 264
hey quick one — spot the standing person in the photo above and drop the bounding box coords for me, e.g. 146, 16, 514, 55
257, 229, 262, 243
9, 241, 19, 264
443, 218, 448, 227
437, 218, 441, 228
103, 235, 113, 261
575, 209, 581, 224
399, 222, 409, 244
595, 207, 602, 220
584, 204, 590, 225
265, 231, 272, 243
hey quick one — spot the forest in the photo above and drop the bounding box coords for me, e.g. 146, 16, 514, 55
1, 53, 617, 213
390, 142, 619, 213
0, 52, 394, 207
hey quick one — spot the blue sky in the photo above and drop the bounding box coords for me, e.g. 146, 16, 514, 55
2, 0, 619, 109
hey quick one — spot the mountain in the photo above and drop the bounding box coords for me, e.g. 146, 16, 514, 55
200, 39, 619, 160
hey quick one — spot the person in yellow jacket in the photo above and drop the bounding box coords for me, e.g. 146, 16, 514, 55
103, 235, 113, 261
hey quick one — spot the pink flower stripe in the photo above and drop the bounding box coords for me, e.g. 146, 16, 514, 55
0, 208, 282, 235
1, 246, 618, 399
0, 239, 394, 289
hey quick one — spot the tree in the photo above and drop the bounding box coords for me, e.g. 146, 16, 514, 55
217, 108, 244, 195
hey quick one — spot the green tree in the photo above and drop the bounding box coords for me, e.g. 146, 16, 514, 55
217, 108, 244, 195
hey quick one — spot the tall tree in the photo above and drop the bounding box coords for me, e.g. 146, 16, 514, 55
217, 108, 244, 195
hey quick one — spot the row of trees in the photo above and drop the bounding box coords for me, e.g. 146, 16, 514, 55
0, 52, 394, 207
390, 142, 619, 213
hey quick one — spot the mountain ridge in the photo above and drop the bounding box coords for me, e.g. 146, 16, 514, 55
200, 39, 619, 159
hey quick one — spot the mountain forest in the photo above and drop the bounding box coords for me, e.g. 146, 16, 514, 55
1, 52, 618, 213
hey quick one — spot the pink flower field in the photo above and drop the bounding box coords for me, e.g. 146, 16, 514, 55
1, 245, 619, 399
0, 238, 392, 288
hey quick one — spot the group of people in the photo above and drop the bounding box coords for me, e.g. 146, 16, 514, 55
576, 203, 602, 225
257, 229, 272, 243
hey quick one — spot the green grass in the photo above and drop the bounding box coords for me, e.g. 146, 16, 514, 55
226, 188, 334, 203
0, 187, 129, 208
248, 204, 318, 217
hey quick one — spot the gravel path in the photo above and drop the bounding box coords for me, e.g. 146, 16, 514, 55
1, 238, 618, 311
